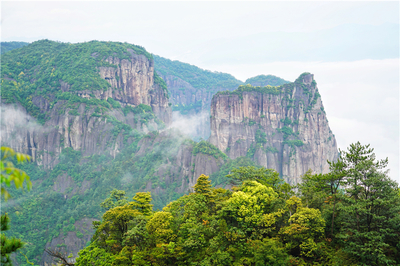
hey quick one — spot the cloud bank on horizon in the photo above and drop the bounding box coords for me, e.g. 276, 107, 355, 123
1, 1, 399, 181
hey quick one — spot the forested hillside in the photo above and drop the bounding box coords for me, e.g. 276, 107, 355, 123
0, 40, 256, 265
2, 40, 397, 266
245, 74, 290, 87
73, 143, 400, 265
1, 41, 29, 54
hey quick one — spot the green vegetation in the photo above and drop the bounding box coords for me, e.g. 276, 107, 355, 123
154, 55, 243, 90
1, 147, 32, 265
266, 146, 279, 153
283, 139, 304, 147
277, 126, 293, 140
192, 141, 228, 160
255, 129, 267, 144
1, 41, 29, 54
2, 131, 191, 265
245, 74, 290, 86
73, 143, 400, 265
217, 84, 283, 98
210, 157, 257, 187
172, 101, 202, 115
0, 40, 162, 124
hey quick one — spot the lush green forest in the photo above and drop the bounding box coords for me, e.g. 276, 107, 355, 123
153, 55, 243, 91
1, 41, 29, 54
0, 40, 166, 124
2, 41, 399, 266
1, 130, 259, 265
245, 74, 290, 87
71, 142, 400, 266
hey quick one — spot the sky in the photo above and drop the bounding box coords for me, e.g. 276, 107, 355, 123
1, 1, 399, 182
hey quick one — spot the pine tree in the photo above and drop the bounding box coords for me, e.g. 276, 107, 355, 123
336, 142, 400, 264
1, 214, 24, 265
193, 174, 212, 197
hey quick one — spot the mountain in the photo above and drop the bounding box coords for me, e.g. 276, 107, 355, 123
1, 40, 171, 168
1, 41, 29, 54
245, 74, 290, 87
1, 40, 337, 265
0, 40, 253, 265
154, 55, 243, 140
209, 73, 338, 184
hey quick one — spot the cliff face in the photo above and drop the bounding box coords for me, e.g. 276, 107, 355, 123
135, 130, 225, 193
153, 55, 243, 140
159, 74, 212, 138
97, 54, 171, 125
1, 52, 171, 169
209, 73, 338, 184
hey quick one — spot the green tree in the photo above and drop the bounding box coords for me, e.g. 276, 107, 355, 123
1, 146, 31, 200
1, 147, 32, 265
193, 174, 212, 198
130, 192, 153, 216
279, 196, 325, 259
146, 212, 175, 244
223, 181, 278, 232
100, 189, 128, 211
297, 169, 345, 237
334, 142, 400, 265
227, 166, 293, 200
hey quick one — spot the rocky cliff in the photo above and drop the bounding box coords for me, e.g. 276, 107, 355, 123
209, 73, 338, 184
153, 55, 243, 139
1, 41, 172, 169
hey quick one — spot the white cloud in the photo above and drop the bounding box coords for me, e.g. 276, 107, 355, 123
168, 111, 209, 139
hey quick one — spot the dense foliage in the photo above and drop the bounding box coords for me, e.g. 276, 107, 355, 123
1, 147, 32, 265
74, 142, 400, 266
154, 55, 243, 90
2, 130, 188, 265
0, 40, 163, 124
245, 74, 290, 87
0, 42, 29, 54
192, 141, 228, 160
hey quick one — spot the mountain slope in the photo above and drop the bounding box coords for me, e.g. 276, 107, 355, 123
1, 41, 29, 54
1, 40, 171, 168
154, 55, 243, 139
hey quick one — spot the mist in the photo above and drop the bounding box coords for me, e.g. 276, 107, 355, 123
0, 104, 45, 147
167, 111, 210, 141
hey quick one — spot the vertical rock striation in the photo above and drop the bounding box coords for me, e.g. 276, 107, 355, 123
1, 47, 172, 168
209, 73, 338, 184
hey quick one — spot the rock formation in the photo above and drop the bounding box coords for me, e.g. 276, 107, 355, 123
1, 50, 172, 169
209, 73, 338, 184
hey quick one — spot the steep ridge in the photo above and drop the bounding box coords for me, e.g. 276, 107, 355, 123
209, 73, 338, 184
154, 55, 243, 139
0, 41, 232, 265
1, 40, 171, 168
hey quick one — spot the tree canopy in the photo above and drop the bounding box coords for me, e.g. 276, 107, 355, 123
73, 142, 400, 266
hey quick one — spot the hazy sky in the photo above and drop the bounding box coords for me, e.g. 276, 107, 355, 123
1, 1, 399, 182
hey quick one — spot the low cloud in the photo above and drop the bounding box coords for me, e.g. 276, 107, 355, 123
0, 104, 45, 147
168, 110, 209, 140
